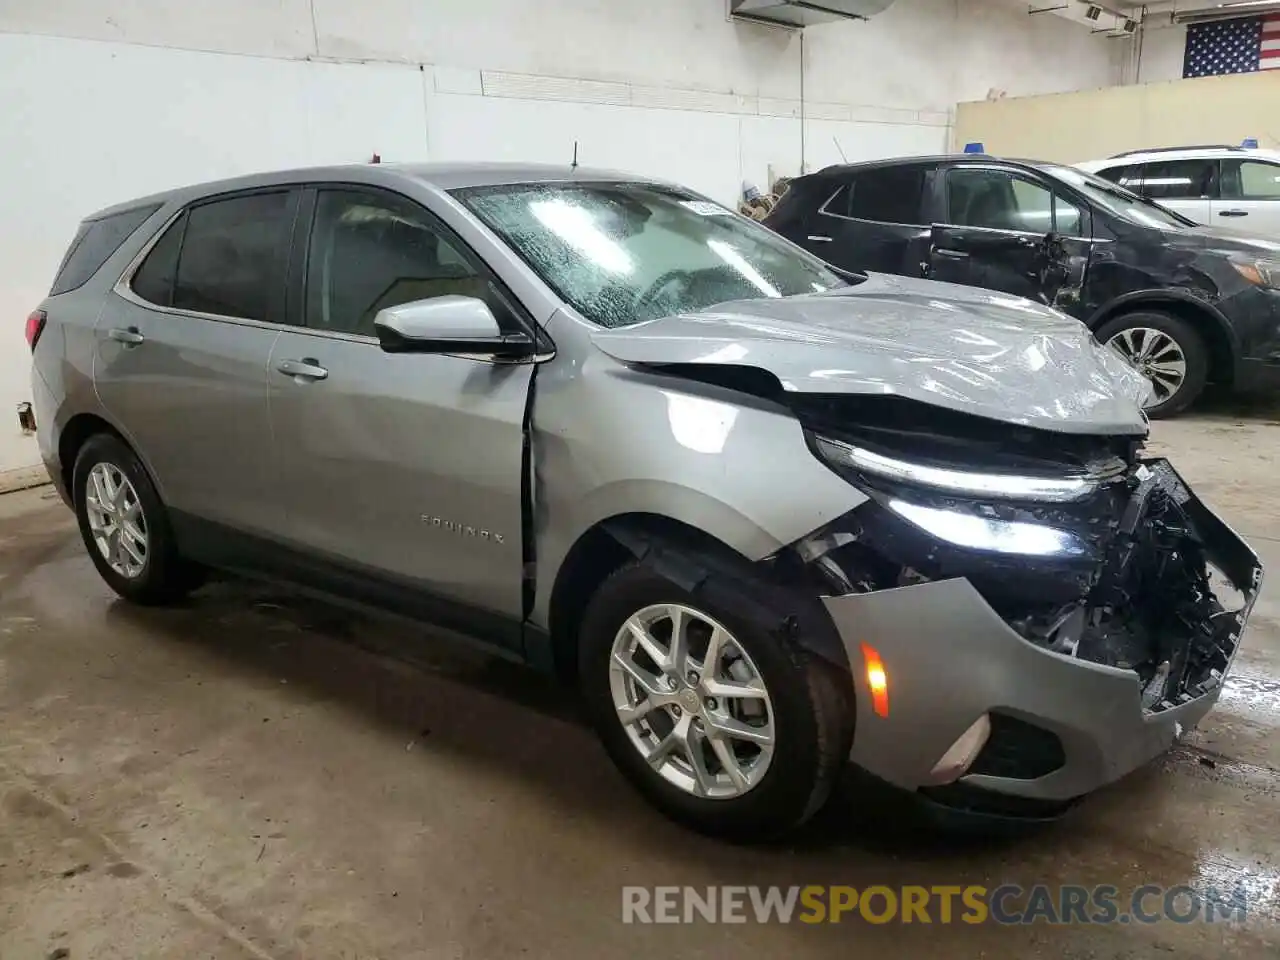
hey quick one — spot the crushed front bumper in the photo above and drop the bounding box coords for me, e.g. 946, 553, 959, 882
821, 461, 1262, 807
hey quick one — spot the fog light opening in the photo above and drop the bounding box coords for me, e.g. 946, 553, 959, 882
860, 642, 890, 718
928, 713, 992, 784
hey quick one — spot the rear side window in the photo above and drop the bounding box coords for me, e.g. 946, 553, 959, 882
131, 212, 185, 307
173, 192, 292, 322
834, 167, 926, 224
50, 204, 159, 295
1134, 158, 1217, 200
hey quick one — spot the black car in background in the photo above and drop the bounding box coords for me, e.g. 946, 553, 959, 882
765, 155, 1280, 417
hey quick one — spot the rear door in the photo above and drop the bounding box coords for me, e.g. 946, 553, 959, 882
799, 164, 934, 276
95, 189, 297, 537
1215, 156, 1280, 235
266, 185, 534, 640
927, 164, 1092, 308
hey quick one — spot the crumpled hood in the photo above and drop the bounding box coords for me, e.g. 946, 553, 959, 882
591, 272, 1151, 435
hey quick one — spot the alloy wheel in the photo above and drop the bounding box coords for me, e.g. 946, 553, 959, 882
1106, 327, 1188, 407
608, 603, 775, 800
84, 462, 149, 579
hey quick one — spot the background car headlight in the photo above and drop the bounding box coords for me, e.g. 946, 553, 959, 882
813, 435, 1096, 503
888, 499, 1089, 557
1230, 257, 1280, 289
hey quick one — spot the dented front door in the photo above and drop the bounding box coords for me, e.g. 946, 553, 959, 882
927, 163, 1094, 312
926, 226, 1092, 312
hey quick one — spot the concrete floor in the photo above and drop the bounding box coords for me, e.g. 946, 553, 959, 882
4, 399, 1280, 958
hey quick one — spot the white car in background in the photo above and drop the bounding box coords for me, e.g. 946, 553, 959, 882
1078, 145, 1280, 235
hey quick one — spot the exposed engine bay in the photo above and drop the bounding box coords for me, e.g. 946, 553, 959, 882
775, 395, 1257, 714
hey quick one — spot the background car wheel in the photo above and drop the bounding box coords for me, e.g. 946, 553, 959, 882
1096, 310, 1207, 419
72, 433, 202, 605
578, 559, 852, 840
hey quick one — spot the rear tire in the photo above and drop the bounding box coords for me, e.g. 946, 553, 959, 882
578, 558, 852, 841
72, 433, 202, 605
1096, 310, 1208, 419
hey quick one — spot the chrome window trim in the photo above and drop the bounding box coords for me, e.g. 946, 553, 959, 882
113, 206, 289, 332
113, 208, 555, 364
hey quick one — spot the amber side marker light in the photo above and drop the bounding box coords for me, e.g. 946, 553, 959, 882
860, 643, 890, 718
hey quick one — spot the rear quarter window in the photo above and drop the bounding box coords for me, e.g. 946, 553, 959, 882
50, 204, 160, 295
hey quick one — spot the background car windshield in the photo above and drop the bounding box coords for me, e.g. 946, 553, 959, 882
1039, 164, 1193, 230
457, 182, 847, 328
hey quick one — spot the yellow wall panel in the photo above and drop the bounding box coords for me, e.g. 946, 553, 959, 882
954, 73, 1280, 163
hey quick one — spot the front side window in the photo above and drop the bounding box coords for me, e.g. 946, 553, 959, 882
172, 192, 292, 322
1222, 159, 1280, 200
305, 190, 490, 337
1136, 158, 1217, 200
455, 182, 846, 329
947, 169, 1051, 233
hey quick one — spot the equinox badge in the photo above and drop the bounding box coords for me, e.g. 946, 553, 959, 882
421, 514, 505, 544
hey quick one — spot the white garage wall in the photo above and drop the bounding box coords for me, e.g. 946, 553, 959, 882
1135, 22, 1188, 83
0, 0, 1121, 473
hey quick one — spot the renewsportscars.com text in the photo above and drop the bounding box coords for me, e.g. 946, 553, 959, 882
621, 884, 1249, 925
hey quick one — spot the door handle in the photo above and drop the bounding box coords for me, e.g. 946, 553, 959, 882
806, 235, 833, 243
275, 358, 329, 382
1219, 209, 1249, 217
934, 248, 970, 259
108, 326, 145, 346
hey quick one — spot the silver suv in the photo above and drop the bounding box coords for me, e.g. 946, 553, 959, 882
29, 163, 1262, 837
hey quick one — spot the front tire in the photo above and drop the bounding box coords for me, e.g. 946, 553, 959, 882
578, 559, 852, 840
1096, 310, 1208, 419
72, 433, 200, 605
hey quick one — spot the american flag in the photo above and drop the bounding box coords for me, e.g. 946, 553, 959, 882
1183, 13, 1280, 78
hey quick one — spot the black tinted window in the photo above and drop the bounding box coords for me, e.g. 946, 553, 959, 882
841, 167, 926, 224
947, 169, 1043, 231
50, 204, 159, 295
173, 192, 291, 322
1136, 159, 1216, 200
131, 213, 185, 307
306, 190, 490, 336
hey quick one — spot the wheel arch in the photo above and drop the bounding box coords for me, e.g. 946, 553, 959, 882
1086, 291, 1238, 387
58, 412, 126, 505
544, 510, 852, 686
546, 512, 752, 683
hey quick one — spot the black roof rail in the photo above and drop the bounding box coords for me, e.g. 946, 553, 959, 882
1107, 144, 1243, 159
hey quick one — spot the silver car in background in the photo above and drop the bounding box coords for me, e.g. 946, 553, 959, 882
28, 163, 1262, 837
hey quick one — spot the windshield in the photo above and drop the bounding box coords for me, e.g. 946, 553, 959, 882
454, 181, 848, 328
1037, 164, 1195, 230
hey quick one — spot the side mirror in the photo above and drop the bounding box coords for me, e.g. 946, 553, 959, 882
373, 296, 534, 358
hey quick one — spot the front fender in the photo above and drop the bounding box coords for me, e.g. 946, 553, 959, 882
529, 354, 865, 627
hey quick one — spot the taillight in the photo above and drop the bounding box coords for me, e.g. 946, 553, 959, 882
25, 309, 46, 351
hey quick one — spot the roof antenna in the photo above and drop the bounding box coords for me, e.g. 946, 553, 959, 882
571, 140, 579, 171
832, 136, 848, 163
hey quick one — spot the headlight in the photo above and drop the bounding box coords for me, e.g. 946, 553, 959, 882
888, 499, 1089, 558
813, 435, 1097, 503
1230, 257, 1280, 289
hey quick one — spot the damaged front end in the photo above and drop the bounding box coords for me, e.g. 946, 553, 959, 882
765, 395, 1263, 813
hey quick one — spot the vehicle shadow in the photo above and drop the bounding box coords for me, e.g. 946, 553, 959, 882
99, 572, 1060, 880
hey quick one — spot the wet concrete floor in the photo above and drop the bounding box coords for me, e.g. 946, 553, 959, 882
3, 402, 1280, 958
